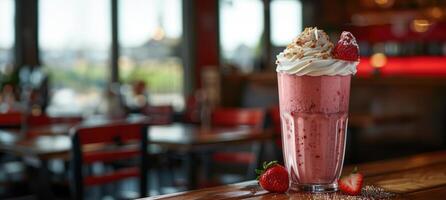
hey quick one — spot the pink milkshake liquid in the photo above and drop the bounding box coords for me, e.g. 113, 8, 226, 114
278, 73, 350, 192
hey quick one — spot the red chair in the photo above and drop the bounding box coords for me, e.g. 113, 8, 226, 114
70, 122, 148, 200
27, 114, 83, 128
211, 108, 265, 128
144, 105, 174, 123
210, 108, 265, 179
0, 112, 83, 130
0, 112, 22, 128
25, 114, 83, 138
145, 105, 173, 115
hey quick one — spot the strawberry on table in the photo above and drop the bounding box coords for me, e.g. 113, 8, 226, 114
332, 31, 360, 61
338, 167, 364, 196
256, 161, 289, 193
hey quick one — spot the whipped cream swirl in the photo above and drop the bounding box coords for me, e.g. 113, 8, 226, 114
276, 27, 358, 76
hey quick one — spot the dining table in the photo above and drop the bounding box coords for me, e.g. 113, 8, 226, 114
140, 150, 446, 199
147, 124, 274, 190
0, 118, 275, 198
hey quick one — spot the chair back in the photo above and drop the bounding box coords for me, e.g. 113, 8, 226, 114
0, 112, 22, 128
211, 108, 265, 128
145, 105, 173, 115
70, 121, 148, 200
28, 114, 83, 128
210, 108, 265, 171
144, 105, 173, 122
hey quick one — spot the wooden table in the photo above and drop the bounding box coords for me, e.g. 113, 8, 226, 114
0, 122, 274, 193
143, 150, 446, 200
0, 116, 169, 199
147, 124, 274, 190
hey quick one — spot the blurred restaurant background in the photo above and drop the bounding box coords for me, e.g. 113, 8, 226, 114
1, 0, 446, 199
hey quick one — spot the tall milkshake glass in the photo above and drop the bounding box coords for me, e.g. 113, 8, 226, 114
276, 28, 359, 192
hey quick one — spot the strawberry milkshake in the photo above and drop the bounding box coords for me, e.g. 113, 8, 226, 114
276, 27, 359, 192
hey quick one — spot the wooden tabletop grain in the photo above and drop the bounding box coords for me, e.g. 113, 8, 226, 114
142, 150, 446, 200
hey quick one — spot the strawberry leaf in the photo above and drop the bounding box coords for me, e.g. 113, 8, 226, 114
256, 161, 279, 180
264, 161, 278, 169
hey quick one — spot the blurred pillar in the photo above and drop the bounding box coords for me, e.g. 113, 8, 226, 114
182, 0, 196, 96
263, 0, 272, 70
111, 0, 119, 83
186, 0, 219, 90
302, 0, 316, 28
15, 0, 40, 67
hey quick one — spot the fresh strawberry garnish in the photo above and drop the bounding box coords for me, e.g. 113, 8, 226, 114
256, 161, 289, 193
332, 31, 359, 61
338, 167, 364, 196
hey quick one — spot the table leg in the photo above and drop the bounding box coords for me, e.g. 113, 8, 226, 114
200, 150, 213, 181
26, 159, 55, 200
185, 152, 198, 190
141, 132, 149, 197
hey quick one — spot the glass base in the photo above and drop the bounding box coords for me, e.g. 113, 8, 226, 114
290, 182, 338, 193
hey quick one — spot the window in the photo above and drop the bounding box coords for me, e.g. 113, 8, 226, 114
39, 0, 111, 115
271, 0, 302, 46
270, 0, 302, 66
219, 0, 264, 73
0, 0, 15, 83
119, 0, 184, 110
